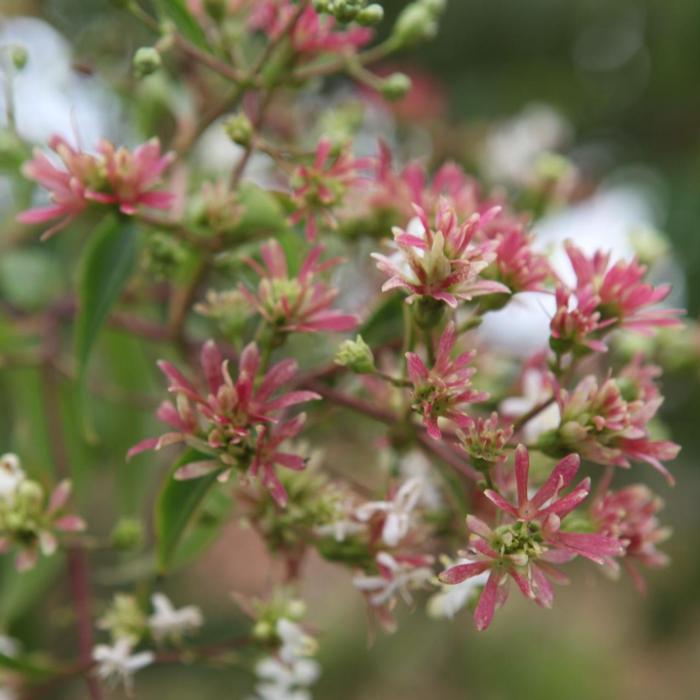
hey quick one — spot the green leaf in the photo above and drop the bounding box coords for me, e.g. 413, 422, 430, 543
359, 294, 404, 346
74, 215, 137, 437
155, 449, 224, 574
0, 554, 62, 627
153, 0, 209, 49
171, 488, 232, 570
0, 652, 56, 679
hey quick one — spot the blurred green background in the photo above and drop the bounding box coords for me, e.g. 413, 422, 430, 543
1, 1, 700, 698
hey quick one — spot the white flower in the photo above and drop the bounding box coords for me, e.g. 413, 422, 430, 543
314, 517, 365, 542
353, 552, 433, 608
92, 638, 154, 694
248, 627, 321, 700
500, 369, 561, 443
355, 477, 423, 547
427, 560, 489, 619
148, 593, 203, 643
0, 635, 20, 658
276, 619, 317, 665
399, 451, 443, 510
0, 454, 25, 502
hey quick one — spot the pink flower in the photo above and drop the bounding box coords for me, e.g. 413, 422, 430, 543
440, 447, 624, 630
483, 445, 588, 523
372, 198, 509, 307
458, 412, 513, 465
19, 136, 174, 239
18, 135, 101, 239
406, 322, 488, 439
250, 2, 372, 56
592, 484, 670, 592
564, 241, 683, 333
0, 479, 86, 572
438, 514, 562, 631
239, 239, 358, 334
554, 374, 680, 484
550, 285, 614, 354
487, 226, 551, 294
290, 138, 371, 240
249, 414, 310, 507
91, 139, 175, 215
128, 341, 319, 502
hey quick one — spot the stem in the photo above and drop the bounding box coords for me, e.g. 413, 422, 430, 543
40, 318, 103, 700
512, 396, 555, 433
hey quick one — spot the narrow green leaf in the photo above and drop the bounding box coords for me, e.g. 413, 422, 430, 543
154, 0, 209, 49
0, 652, 56, 679
359, 294, 404, 346
155, 449, 224, 574
75, 215, 137, 437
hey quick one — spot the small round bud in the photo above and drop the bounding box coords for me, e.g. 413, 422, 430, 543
381, 72, 412, 100
335, 335, 375, 374
224, 112, 253, 146
313, 0, 331, 12
356, 4, 384, 25
392, 1, 440, 48
133, 47, 162, 79
287, 600, 307, 620
253, 620, 273, 640
10, 45, 29, 71
111, 517, 144, 550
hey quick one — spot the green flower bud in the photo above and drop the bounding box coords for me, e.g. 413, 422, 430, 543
10, 45, 28, 71
133, 47, 162, 79
335, 335, 375, 374
110, 517, 144, 550
356, 4, 384, 25
381, 72, 412, 100
224, 112, 253, 146
392, 1, 441, 48
629, 226, 670, 267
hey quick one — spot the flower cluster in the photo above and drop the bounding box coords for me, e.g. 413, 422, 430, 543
0, 454, 84, 571
372, 198, 509, 308
19, 137, 173, 238
548, 369, 680, 484
240, 240, 359, 334
406, 322, 488, 438
439, 446, 624, 630
128, 340, 319, 506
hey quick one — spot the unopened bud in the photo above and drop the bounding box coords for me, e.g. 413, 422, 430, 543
335, 335, 375, 374
357, 4, 384, 25
10, 45, 28, 71
133, 47, 161, 79
392, 1, 441, 48
111, 517, 144, 550
381, 72, 411, 100
224, 113, 253, 146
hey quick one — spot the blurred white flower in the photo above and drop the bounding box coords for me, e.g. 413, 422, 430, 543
355, 477, 423, 547
500, 369, 561, 443
427, 560, 489, 619
480, 104, 571, 185
399, 450, 443, 510
0, 454, 25, 503
0, 17, 118, 148
353, 552, 433, 608
148, 593, 203, 643
92, 638, 154, 694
